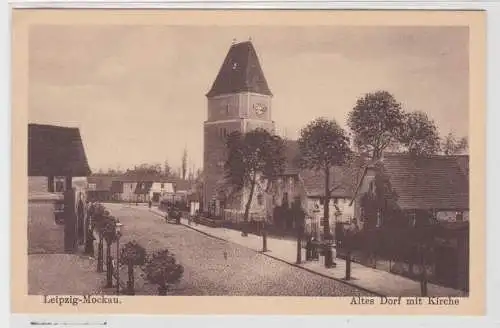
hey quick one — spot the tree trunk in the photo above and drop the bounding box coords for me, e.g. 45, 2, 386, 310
346, 249, 352, 280
97, 237, 104, 272
242, 172, 257, 237
127, 262, 135, 295
262, 222, 268, 252
323, 166, 335, 268
158, 284, 168, 296
420, 246, 428, 297
296, 230, 302, 264
323, 167, 331, 240
105, 241, 113, 288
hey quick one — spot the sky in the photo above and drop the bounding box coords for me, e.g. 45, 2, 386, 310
28, 25, 469, 173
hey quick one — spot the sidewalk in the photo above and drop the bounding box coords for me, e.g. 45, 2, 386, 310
28, 253, 106, 295
146, 206, 466, 297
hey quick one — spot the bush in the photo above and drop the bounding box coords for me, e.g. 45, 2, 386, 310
144, 249, 184, 296
120, 241, 147, 295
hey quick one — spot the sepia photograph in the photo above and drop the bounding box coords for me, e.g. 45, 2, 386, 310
11, 9, 485, 315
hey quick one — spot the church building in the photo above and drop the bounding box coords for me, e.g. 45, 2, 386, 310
203, 40, 361, 230
203, 40, 276, 217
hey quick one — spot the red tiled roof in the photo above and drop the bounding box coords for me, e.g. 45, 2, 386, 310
206, 41, 272, 97
381, 153, 469, 210
28, 124, 91, 177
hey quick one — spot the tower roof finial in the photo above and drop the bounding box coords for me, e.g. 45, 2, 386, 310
232, 38, 237, 45
248, 36, 252, 42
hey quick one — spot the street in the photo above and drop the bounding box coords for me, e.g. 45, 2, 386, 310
104, 203, 373, 296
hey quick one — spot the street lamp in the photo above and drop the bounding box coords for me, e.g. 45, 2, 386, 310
115, 221, 123, 295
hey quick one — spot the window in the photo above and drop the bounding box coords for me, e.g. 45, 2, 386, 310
376, 211, 383, 228
54, 177, 65, 192
161, 183, 164, 189
409, 212, 417, 227
368, 181, 375, 194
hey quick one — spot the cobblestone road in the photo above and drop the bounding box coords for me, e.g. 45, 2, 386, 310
105, 203, 373, 296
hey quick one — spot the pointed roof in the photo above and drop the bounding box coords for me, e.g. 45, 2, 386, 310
28, 123, 91, 177
206, 41, 272, 97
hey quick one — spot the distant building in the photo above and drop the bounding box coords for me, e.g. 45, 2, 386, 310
86, 176, 114, 202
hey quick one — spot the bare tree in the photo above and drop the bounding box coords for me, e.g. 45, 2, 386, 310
181, 148, 188, 180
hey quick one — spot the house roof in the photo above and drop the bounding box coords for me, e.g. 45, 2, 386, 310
110, 181, 124, 193
279, 140, 365, 197
173, 179, 192, 192
454, 155, 469, 180
206, 41, 272, 97
282, 140, 301, 175
28, 124, 91, 177
377, 153, 469, 210
300, 166, 361, 198
134, 181, 153, 194
87, 176, 114, 191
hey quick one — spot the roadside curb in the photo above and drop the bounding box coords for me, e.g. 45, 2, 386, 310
146, 208, 383, 296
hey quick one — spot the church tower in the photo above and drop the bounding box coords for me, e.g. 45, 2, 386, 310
203, 40, 275, 214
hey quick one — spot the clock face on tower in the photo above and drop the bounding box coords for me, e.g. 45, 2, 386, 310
254, 103, 268, 116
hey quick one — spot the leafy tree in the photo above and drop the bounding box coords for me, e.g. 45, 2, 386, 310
120, 241, 147, 295
297, 118, 352, 243
398, 111, 441, 157
347, 91, 405, 160
181, 148, 188, 180
441, 132, 468, 155
144, 249, 184, 296
102, 215, 119, 288
224, 128, 286, 235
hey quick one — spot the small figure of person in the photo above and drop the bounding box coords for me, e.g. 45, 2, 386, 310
148, 200, 152, 209
77, 195, 85, 245
84, 200, 95, 256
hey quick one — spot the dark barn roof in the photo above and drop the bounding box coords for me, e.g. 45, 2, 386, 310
282, 140, 301, 175
87, 176, 114, 191
28, 124, 91, 177
381, 153, 469, 211
300, 166, 360, 198
206, 41, 272, 97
